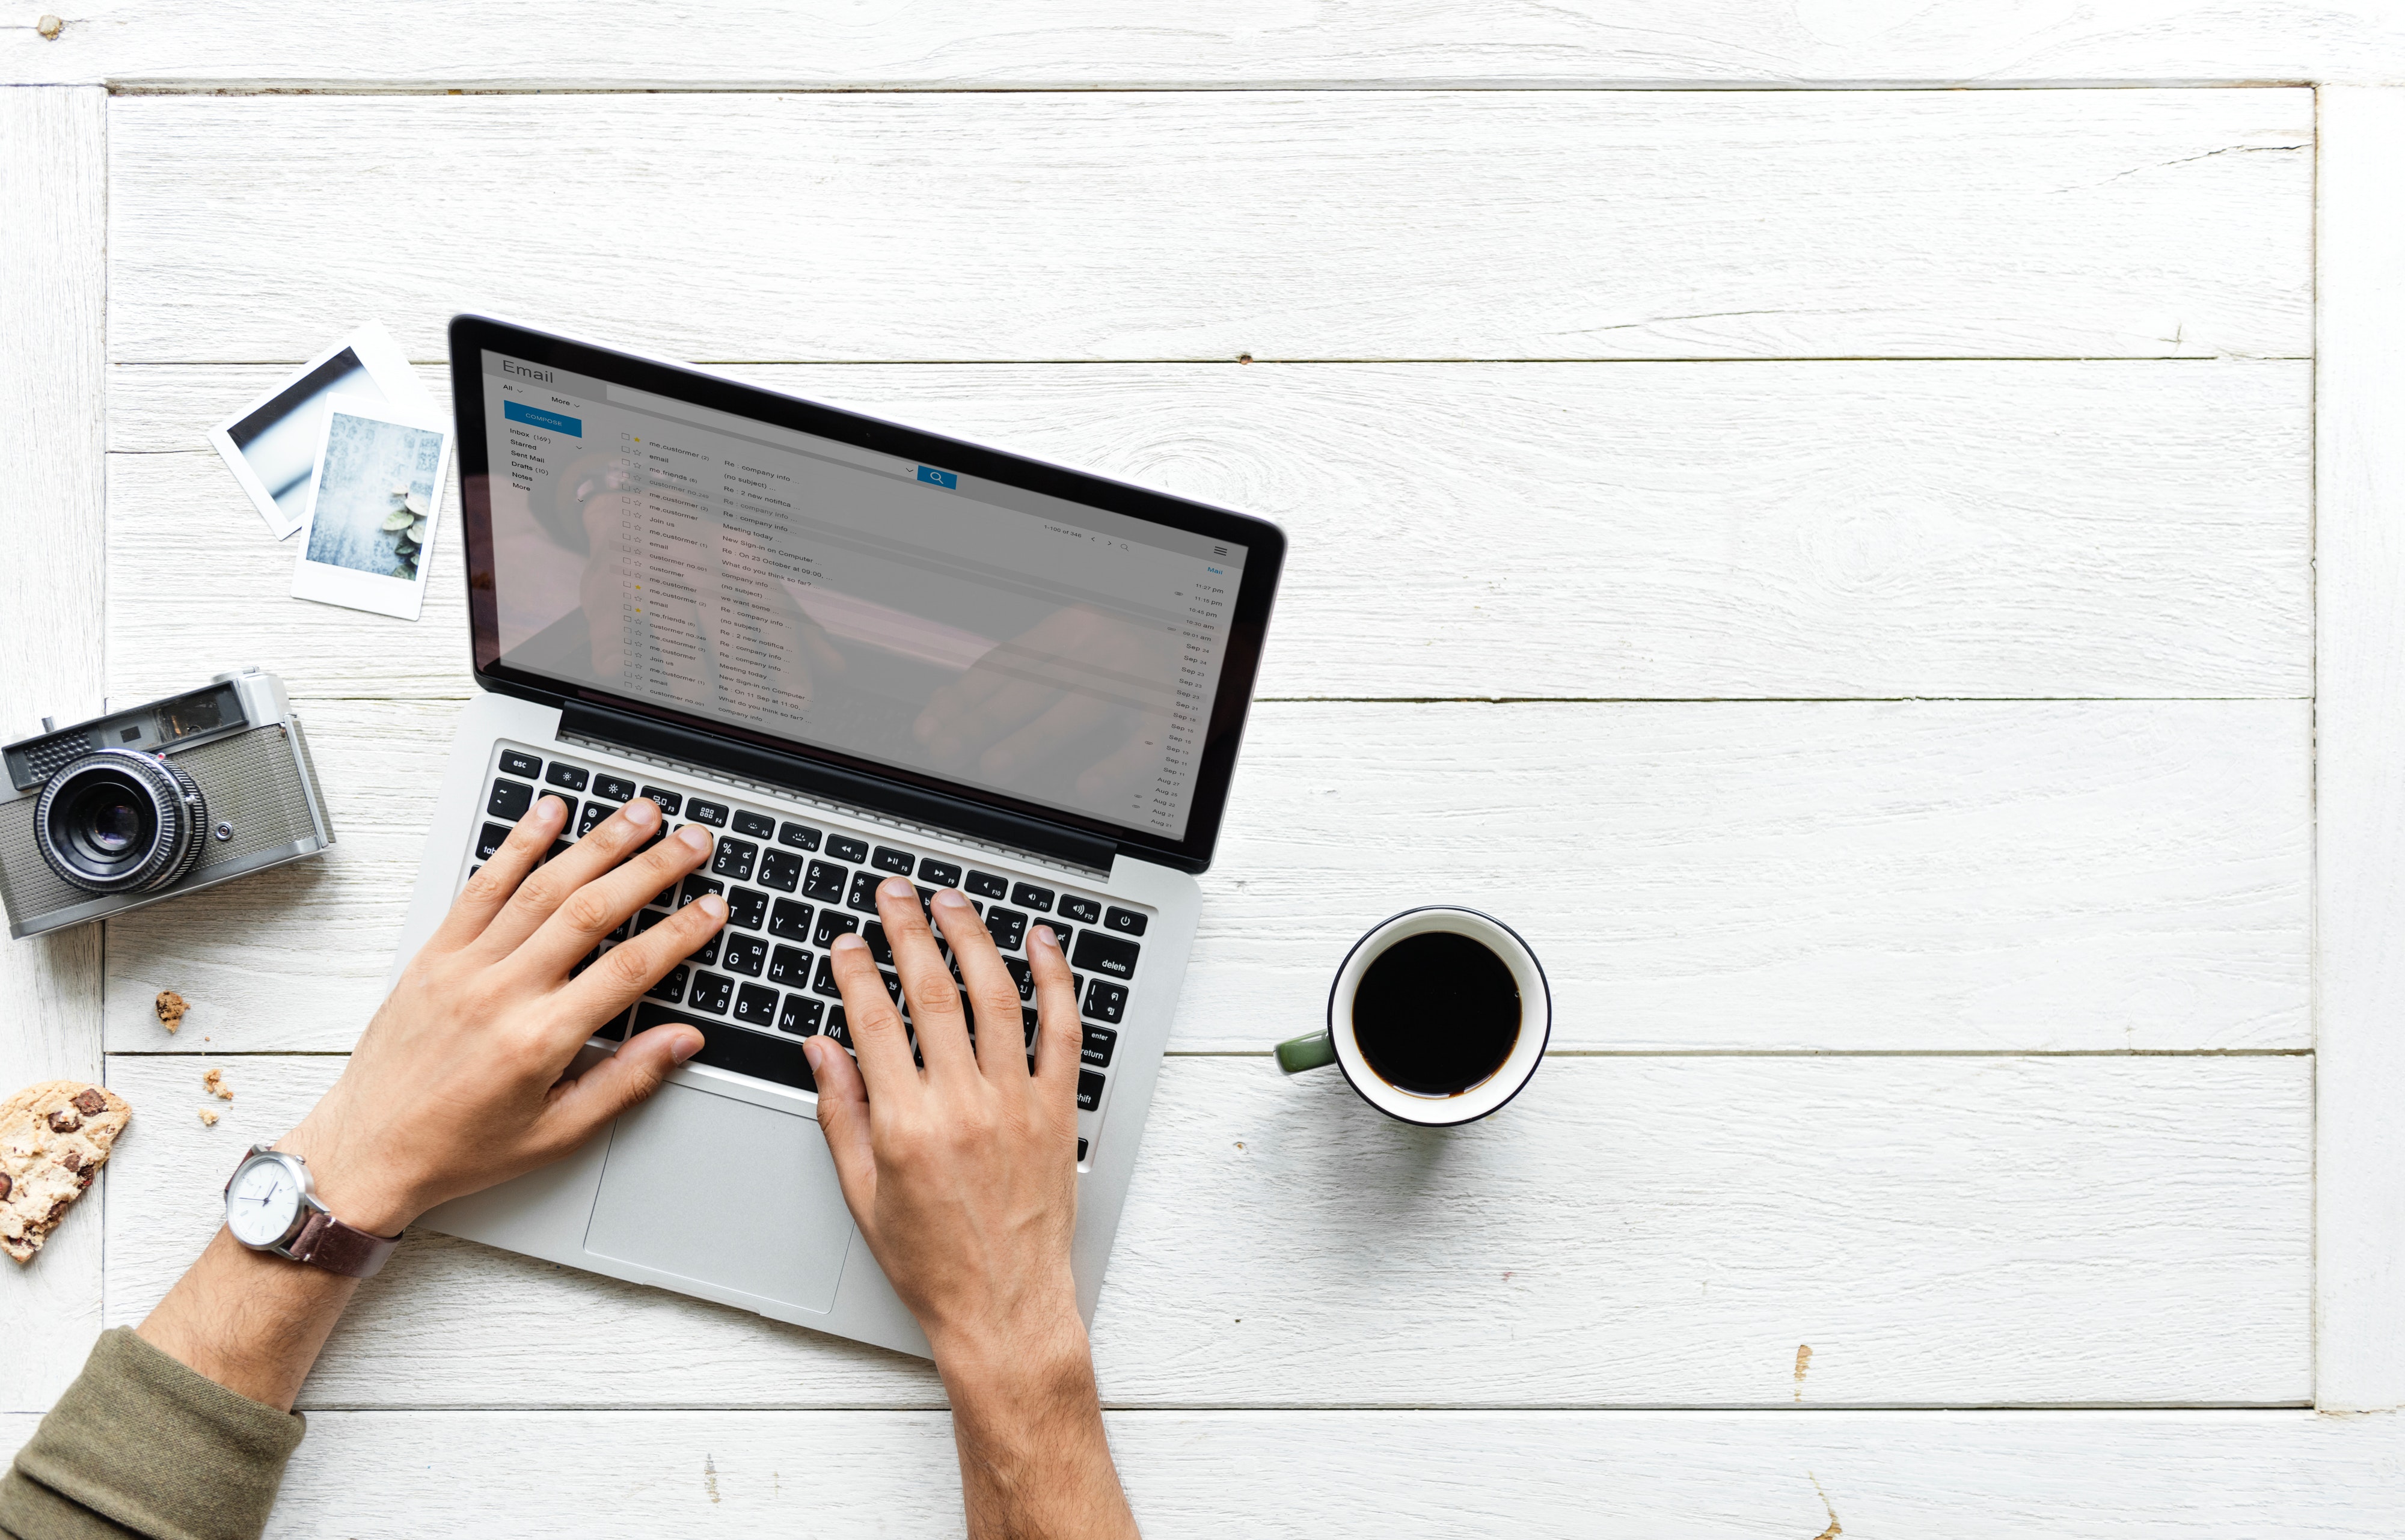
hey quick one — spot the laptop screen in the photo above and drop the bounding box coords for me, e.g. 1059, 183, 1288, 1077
459, 334, 1278, 862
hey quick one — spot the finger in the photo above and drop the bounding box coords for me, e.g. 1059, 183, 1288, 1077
829, 932, 920, 1092
471, 802, 702, 966
425, 794, 568, 954
1027, 921, 1083, 1099
801, 1036, 878, 1221
556, 887, 727, 1033
539, 1020, 705, 1148
935, 888, 1031, 1080
877, 876, 974, 1078
506, 810, 715, 982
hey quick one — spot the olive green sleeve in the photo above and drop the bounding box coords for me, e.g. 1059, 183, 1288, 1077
0, 1329, 305, 1540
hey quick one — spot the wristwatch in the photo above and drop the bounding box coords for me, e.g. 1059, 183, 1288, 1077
222, 1146, 402, 1278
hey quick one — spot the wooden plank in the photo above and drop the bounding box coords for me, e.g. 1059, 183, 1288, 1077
14, 3, 2405, 90
99, 1053, 2311, 1409
108, 358, 2313, 703
99, 696, 2308, 1057
103, 90, 2312, 364
0, 87, 107, 1413
2314, 87, 2405, 1414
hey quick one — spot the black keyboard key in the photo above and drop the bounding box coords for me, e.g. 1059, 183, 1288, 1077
1083, 980, 1127, 1024
1077, 1137, 1088, 1163
688, 971, 734, 1015
543, 838, 572, 864
1005, 956, 1033, 1000
985, 907, 1028, 952
651, 882, 677, 910
1081, 1025, 1118, 1068
862, 921, 894, 966
685, 931, 722, 968
875, 968, 902, 1003
605, 913, 631, 943
777, 993, 824, 1036
827, 834, 870, 863
870, 846, 915, 876
847, 870, 885, 914
634, 909, 669, 937
825, 1006, 852, 1050
726, 887, 768, 931
814, 910, 859, 947
499, 749, 542, 778
1032, 917, 1072, 950
593, 773, 637, 802
1077, 1070, 1105, 1112
1023, 1006, 1039, 1042
679, 873, 724, 908
640, 785, 683, 817
1103, 906, 1148, 937
918, 858, 961, 888
769, 898, 814, 941
723, 935, 769, 977
475, 822, 510, 860
768, 944, 812, 986
802, 860, 847, 902
569, 944, 601, 979
758, 848, 804, 892
645, 964, 689, 1004
711, 837, 758, 882
486, 778, 533, 820
545, 762, 589, 792
1072, 930, 1141, 980
1059, 894, 1102, 924
777, 820, 821, 851
685, 799, 728, 828
812, 954, 844, 1000
732, 982, 780, 1028
575, 801, 611, 838
733, 810, 777, 839
966, 870, 1009, 900
1011, 881, 1055, 912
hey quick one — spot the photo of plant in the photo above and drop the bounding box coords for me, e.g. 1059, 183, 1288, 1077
304, 408, 444, 579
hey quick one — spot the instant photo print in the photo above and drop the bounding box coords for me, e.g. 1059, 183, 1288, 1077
209, 321, 432, 540
289, 392, 453, 622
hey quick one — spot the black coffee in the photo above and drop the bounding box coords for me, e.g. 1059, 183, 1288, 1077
1352, 930, 1521, 1095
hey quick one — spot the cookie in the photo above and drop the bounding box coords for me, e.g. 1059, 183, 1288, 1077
1, 1081, 132, 1264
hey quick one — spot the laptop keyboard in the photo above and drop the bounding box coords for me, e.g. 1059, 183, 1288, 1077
467, 742, 1144, 1169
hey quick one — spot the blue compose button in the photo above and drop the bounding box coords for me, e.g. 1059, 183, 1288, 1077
504, 400, 583, 437
916, 465, 957, 489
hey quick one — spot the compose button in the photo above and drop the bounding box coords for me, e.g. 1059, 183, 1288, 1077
504, 400, 583, 436
916, 465, 957, 489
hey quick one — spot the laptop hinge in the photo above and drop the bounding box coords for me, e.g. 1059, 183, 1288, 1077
556, 701, 1118, 876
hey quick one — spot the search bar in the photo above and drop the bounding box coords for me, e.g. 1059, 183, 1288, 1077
605, 383, 918, 481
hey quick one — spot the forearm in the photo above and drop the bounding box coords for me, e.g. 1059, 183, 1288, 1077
939, 1320, 1139, 1540
136, 1228, 360, 1413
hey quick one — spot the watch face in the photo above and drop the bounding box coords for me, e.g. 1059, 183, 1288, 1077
226, 1156, 302, 1247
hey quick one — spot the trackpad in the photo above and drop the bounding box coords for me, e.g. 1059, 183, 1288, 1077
584, 1082, 854, 1315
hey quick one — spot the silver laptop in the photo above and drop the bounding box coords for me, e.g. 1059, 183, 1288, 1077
389, 316, 1284, 1357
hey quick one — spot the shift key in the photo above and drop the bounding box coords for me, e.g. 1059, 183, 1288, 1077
1071, 930, 1140, 980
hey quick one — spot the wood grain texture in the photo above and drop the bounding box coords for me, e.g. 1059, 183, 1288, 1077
103, 90, 2312, 364
0, 86, 108, 1413
97, 1053, 2311, 1409
13, 2, 2405, 90
96, 697, 2308, 1056
2314, 87, 2405, 1414
109, 358, 2313, 701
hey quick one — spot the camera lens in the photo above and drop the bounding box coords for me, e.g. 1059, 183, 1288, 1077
35, 748, 207, 896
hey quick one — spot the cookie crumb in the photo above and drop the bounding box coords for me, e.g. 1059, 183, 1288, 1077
197, 1107, 219, 1127
37, 15, 63, 40
155, 991, 188, 1034
201, 1068, 233, 1101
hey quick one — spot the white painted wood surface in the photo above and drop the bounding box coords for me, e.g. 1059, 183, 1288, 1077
98, 697, 2309, 1056
14, 2, 2405, 90
108, 359, 2314, 701
10, 1406, 2403, 1538
0, 85, 108, 1414
99, 1052, 2312, 1408
105, 91, 2312, 364
2314, 87, 2405, 1416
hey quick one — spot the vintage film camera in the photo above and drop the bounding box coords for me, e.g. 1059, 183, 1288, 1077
0, 669, 334, 939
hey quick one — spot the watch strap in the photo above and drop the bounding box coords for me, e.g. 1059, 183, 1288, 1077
283, 1208, 402, 1279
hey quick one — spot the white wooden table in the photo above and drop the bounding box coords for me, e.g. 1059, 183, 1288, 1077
9, 7, 2405, 1532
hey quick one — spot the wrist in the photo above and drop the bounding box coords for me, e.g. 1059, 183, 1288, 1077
272, 1122, 421, 1238
928, 1303, 1096, 1414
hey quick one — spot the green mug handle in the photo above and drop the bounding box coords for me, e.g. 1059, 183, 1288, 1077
1275, 1030, 1337, 1075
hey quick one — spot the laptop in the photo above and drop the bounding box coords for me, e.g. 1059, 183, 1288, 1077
389, 316, 1284, 1357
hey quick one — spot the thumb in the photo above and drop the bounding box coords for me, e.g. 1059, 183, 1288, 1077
803, 1036, 877, 1217
545, 1023, 702, 1141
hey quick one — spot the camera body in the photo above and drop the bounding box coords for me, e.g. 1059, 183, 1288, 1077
0, 669, 334, 940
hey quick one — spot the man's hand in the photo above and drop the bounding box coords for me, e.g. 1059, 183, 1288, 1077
281, 793, 725, 1235
807, 877, 1138, 1539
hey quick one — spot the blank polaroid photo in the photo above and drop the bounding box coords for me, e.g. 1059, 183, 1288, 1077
209, 321, 434, 540
290, 393, 453, 622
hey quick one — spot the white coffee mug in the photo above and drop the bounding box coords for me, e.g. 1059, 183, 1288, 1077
1275, 906, 1550, 1126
